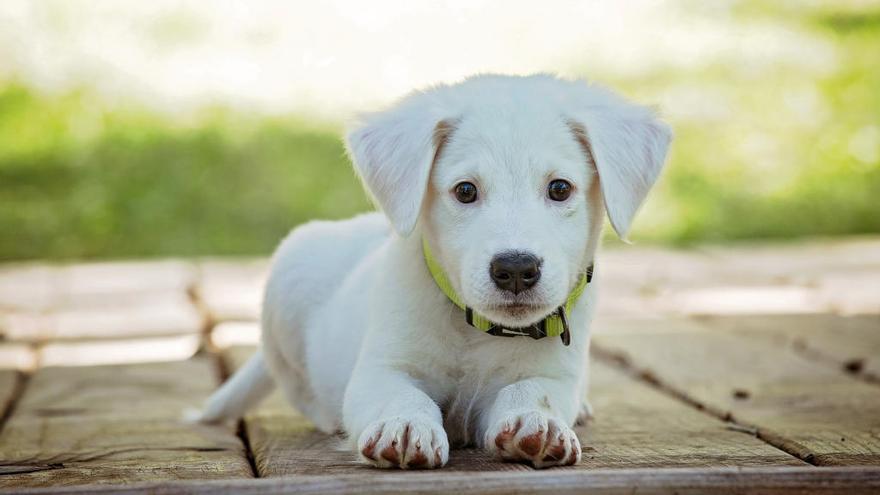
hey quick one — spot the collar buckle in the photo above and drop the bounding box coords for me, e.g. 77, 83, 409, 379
485, 321, 548, 340
556, 305, 571, 346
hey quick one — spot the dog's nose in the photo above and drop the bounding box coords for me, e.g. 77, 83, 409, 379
490, 252, 542, 294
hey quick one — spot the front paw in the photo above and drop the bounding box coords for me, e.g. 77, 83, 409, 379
358, 416, 449, 469
486, 411, 581, 468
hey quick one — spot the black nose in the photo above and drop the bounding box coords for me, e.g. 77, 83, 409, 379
490, 252, 542, 294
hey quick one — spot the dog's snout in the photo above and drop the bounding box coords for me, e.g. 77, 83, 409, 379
490, 252, 542, 294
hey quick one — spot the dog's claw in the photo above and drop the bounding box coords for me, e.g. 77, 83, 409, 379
487, 411, 582, 468
358, 417, 449, 469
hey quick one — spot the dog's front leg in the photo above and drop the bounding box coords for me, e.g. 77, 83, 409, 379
344, 367, 449, 469
482, 377, 582, 468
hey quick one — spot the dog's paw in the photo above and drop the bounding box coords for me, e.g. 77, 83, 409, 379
487, 411, 581, 468
357, 416, 449, 469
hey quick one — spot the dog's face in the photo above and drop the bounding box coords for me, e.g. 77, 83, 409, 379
347, 75, 671, 327
422, 111, 600, 327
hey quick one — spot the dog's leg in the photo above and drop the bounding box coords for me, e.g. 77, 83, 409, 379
344, 368, 449, 469
482, 378, 582, 468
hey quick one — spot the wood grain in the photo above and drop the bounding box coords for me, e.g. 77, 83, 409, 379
195, 260, 266, 323
225, 345, 802, 477
10, 466, 880, 495
0, 358, 252, 488
593, 317, 880, 466
0, 370, 19, 423
580, 355, 804, 468
699, 314, 880, 382
1, 293, 203, 343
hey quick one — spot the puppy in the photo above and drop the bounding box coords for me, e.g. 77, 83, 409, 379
199, 74, 671, 469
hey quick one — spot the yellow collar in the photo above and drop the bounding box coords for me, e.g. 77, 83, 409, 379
422, 238, 592, 346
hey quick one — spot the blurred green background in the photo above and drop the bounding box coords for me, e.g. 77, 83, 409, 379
1, 1, 878, 261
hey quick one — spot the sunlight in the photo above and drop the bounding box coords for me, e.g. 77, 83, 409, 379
0, 0, 834, 117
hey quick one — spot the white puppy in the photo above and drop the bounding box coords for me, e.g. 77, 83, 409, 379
199, 74, 671, 469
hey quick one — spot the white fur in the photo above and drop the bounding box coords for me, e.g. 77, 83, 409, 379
198, 74, 671, 469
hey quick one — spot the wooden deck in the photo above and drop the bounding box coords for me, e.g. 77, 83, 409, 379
1, 238, 879, 494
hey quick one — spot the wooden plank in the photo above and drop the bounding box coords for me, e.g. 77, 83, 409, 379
0, 265, 58, 313
57, 260, 197, 309
0, 369, 18, 422
0, 358, 252, 488
10, 466, 880, 495
0, 261, 198, 315
225, 345, 801, 477
698, 314, 880, 382
593, 317, 880, 466
0, 343, 38, 371
38, 335, 201, 368
1, 293, 203, 342
211, 322, 260, 349
582, 355, 804, 468
196, 260, 266, 323
597, 239, 880, 318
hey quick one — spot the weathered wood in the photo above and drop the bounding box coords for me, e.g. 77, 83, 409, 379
0, 343, 37, 371
593, 317, 880, 466
224, 345, 801, 477
0, 261, 197, 315
580, 355, 804, 469
1, 293, 203, 342
211, 321, 260, 349
0, 358, 252, 488
196, 259, 267, 323
699, 314, 880, 382
38, 335, 201, 368
598, 239, 880, 317
0, 265, 58, 313
0, 369, 19, 423
11, 466, 880, 495
57, 260, 197, 309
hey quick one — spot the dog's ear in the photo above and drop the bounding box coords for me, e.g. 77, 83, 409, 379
346, 96, 454, 236
567, 99, 672, 240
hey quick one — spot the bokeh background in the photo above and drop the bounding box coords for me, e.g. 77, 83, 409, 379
1, 0, 878, 261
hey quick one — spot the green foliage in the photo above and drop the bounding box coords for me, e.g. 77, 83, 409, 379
0, 85, 370, 260
1, 2, 878, 260
610, 1, 880, 244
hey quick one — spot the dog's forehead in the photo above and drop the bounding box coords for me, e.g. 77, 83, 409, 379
437, 107, 586, 181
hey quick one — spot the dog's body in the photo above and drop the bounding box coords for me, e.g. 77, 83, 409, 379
200, 74, 671, 469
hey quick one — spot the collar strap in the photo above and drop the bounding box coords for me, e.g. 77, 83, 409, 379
422, 238, 593, 346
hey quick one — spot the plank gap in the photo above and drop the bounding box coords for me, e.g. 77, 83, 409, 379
591, 342, 817, 467
186, 280, 217, 354
0, 371, 29, 436
212, 348, 260, 478
236, 419, 260, 479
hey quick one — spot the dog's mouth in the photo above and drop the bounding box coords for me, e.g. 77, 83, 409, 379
499, 303, 541, 319
484, 300, 553, 324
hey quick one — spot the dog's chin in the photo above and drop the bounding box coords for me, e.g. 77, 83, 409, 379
478, 302, 556, 329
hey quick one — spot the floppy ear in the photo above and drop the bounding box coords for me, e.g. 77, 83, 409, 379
568, 102, 672, 239
345, 95, 454, 236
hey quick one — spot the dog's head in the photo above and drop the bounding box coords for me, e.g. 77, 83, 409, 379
346, 75, 671, 328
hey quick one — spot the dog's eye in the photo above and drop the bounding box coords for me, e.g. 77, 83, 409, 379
548, 179, 572, 202
454, 182, 478, 203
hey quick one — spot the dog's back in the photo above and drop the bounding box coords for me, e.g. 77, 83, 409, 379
198, 212, 390, 428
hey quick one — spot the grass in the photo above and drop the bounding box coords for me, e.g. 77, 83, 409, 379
0, 86, 370, 260
1, 2, 878, 260
608, 1, 880, 245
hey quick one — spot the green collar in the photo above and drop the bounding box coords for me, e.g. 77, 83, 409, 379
422, 238, 593, 346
